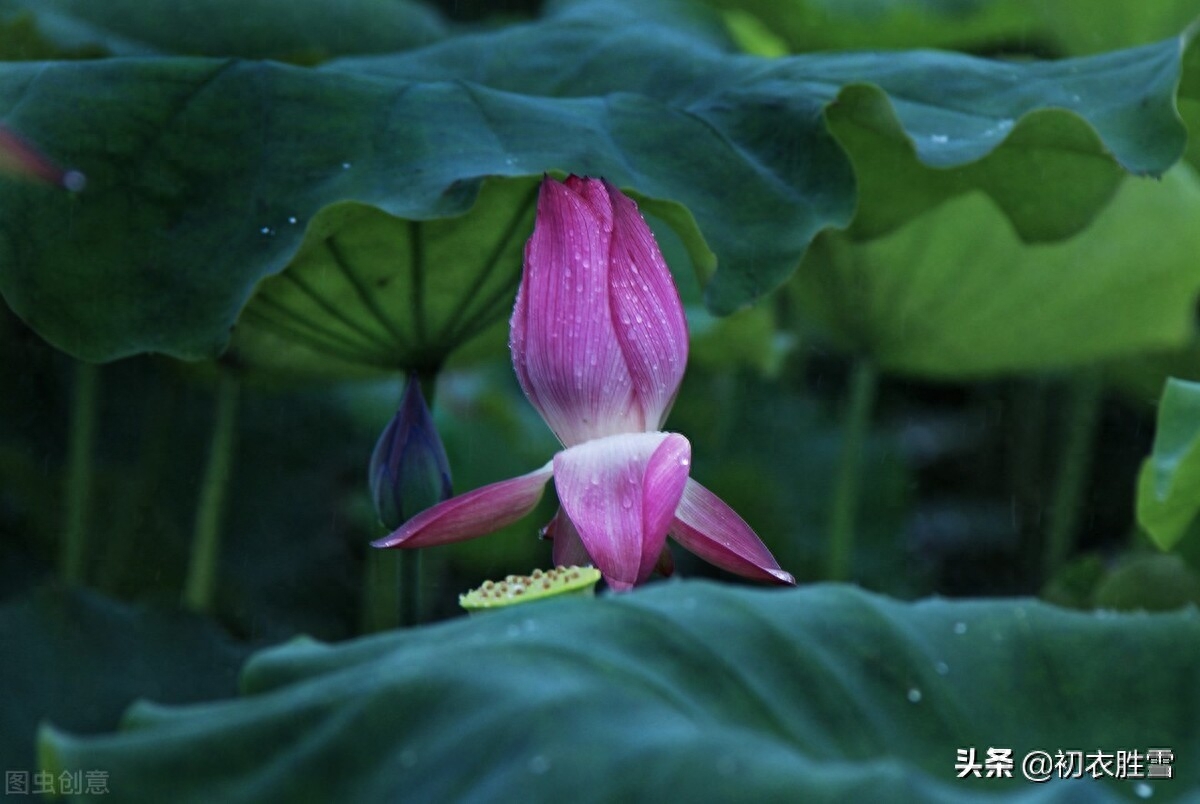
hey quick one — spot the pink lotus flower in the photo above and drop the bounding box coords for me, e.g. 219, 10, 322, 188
373, 175, 793, 591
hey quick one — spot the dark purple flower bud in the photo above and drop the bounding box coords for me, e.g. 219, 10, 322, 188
369, 374, 452, 531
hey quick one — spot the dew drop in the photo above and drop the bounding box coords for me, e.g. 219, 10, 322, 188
935, 661, 949, 675
341, 162, 351, 170
953, 622, 967, 635
259, 226, 274, 236
1135, 782, 1153, 799
62, 170, 87, 192
621, 496, 633, 510
930, 134, 948, 144
528, 755, 551, 775
907, 687, 922, 703
287, 216, 298, 225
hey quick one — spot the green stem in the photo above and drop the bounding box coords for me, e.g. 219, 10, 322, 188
399, 550, 422, 627
364, 549, 424, 631
825, 360, 878, 582
60, 361, 99, 585
182, 373, 240, 613
102, 379, 176, 594
1042, 369, 1104, 580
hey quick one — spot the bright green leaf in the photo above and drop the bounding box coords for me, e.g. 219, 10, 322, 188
1138, 378, 1200, 551
704, 0, 1200, 57
791, 166, 1200, 377
39, 583, 1200, 801
229, 179, 539, 378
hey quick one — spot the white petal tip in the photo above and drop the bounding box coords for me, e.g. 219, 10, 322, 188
770, 570, 797, 586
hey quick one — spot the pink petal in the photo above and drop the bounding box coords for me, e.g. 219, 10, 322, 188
639, 433, 691, 579
511, 176, 642, 446
670, 479, 795, 585
372, 462, 554, 549
553, 432, 691, 590
543, 508, 593, 568
605, 181, 689, 429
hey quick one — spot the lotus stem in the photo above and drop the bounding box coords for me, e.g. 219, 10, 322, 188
1043, 369, 1104, 580
60, 361, 99, 585
398, 550, 423, 627
363, 549, 402, 632
825, 359, 878, 582
182, 372, 240, 613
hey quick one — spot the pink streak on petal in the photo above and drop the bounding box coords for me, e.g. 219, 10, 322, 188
605, 181, 689, 429
544, 508, 593, 568
0, 126, 84, 190
552, 431, 672, 589
637, 433, 691, 583
372, 463, 554, 549
511, 176, 642, 446
670, 479, 795, 585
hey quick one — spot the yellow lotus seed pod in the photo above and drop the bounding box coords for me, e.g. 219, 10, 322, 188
458, 566, 601, 612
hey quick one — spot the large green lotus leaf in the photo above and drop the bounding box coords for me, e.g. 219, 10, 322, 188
228, 178, 539, 378
1138, 378, 1200, 552
790, 166, 1200, 377
40, 583, 1200, 802
1, 585, 252, 772
336, 0, 1192, 240
0, 0, 1197, 361
707, 0, 1200, 56
0, 0, 446, 61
